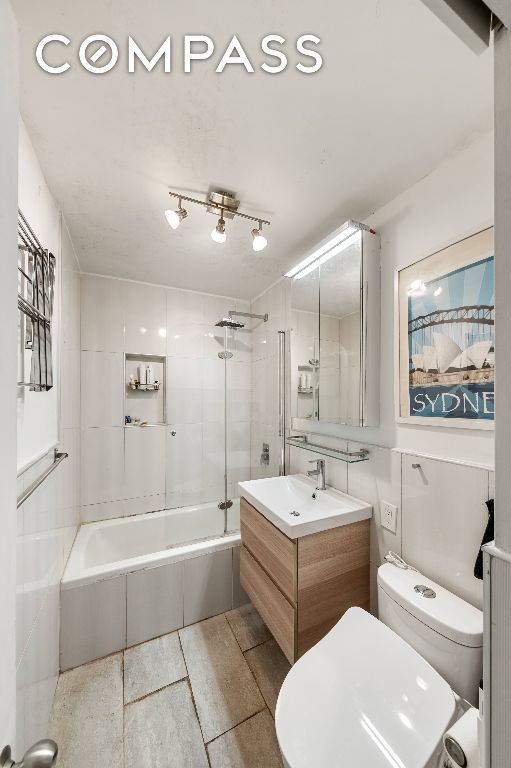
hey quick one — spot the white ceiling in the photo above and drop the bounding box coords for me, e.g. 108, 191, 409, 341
13, 0, 492, 300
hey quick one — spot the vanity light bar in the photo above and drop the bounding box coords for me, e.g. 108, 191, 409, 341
294, 231, 361, 280
284, 220, 373, 279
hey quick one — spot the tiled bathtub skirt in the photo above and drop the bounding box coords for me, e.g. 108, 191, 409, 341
60, 544, 247, 670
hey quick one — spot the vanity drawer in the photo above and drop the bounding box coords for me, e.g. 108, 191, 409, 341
240, 497, 297, 603
240, 545, 296, 664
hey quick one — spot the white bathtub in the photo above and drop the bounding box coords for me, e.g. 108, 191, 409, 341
63, 499, 241, 589
60, 500, 244, 670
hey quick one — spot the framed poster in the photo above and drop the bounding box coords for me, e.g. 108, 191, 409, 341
398, 227, 494, 429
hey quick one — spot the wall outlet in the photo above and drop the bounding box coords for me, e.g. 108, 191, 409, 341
380, 501, 398, 534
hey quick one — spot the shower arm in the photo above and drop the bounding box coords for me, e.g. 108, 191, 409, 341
228, 310, 268, 323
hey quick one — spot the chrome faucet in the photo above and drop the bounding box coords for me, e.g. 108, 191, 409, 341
307, 459, 326, 491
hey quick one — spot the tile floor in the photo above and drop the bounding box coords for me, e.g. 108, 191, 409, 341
49, 603, 290, 767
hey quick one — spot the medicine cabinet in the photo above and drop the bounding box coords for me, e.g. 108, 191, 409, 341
289, 221, 380, 428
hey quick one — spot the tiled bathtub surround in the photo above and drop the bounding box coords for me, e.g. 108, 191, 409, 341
60, 543, 247, 670
289, 439, 492, 612
80, 275, 252, 522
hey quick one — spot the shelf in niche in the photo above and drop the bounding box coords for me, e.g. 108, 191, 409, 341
287, 436, 369, 464
297, 387, 313, 395
125, 353, 166, 426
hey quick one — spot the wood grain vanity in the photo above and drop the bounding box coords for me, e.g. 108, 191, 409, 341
240, 496, 370, 664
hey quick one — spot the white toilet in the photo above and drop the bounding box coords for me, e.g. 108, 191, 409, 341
275, 563, 483, 768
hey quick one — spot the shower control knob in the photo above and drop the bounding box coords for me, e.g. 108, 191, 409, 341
1, 740, 58, 768
171, 430, 177, 436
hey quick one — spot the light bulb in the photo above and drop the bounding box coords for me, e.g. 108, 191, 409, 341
211, 216, 226, 244
165, 202, 187, 230
252, 223, 267, 252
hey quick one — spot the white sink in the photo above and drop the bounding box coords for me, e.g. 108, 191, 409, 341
238, 474, 372, 539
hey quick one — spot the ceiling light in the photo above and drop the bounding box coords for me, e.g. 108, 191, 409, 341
165, 198, 188, 229
167, 189, 271, 250
294, 231, 360, 280
285, 221, 360, 278
211, 215, 226, 244
252, 221, 268, 252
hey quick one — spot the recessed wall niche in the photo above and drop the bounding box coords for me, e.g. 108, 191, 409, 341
125, 353, 166, 426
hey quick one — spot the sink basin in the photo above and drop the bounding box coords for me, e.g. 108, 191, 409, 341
238, 475, 372, 538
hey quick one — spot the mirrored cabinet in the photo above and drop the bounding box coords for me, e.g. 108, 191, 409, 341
288, 220, 380, 428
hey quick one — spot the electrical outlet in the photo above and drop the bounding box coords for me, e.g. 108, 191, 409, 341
380, 501, 398, 534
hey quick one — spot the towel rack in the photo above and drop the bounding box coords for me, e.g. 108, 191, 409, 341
17, 449, 68, 509
17, 209, 55, 392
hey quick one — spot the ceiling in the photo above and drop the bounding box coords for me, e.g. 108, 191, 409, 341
13, 0, 492, 300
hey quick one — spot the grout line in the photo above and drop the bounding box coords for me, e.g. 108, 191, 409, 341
204, 705, 268, 747
123, 675, 189, 707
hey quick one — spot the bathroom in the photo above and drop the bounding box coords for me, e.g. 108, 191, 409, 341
1, 1, 510, 767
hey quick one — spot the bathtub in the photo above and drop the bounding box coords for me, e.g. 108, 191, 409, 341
60, 500, 244, 670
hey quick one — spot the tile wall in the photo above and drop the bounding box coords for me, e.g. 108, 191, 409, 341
290, 440, 492, 613
250, 280, 291, 480
80, 275, 252, 523
15, 221, 81, 753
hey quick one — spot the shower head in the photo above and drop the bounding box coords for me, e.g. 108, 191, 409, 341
215, 317, 245, 329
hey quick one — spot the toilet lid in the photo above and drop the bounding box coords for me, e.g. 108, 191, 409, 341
275, 608, 456, 768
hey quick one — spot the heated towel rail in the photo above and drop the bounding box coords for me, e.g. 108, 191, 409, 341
17, 449, 69, 509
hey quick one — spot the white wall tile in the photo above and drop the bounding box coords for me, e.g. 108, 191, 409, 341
167, 323, 204, 359
348, 445, 401, 566
184, 549, 233, 625
81, 275, 124, 352
124, 282, 166, 356
60, 576, 127, 670
127, 562, 183, 645
166, 423, 204, 508
124, 426, 166, 499
167, 288, 203, 327
401, 455, 488, 609
167, 357, 202, 424
81, 351, 124, 428
81, 428, 124, 506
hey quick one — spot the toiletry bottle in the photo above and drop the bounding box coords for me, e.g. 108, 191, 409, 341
138, 363, 146, 385
147, 364, 154, 386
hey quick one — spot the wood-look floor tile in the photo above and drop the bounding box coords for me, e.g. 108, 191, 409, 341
207, 709, 284, 768
244, 638, 291, 717
124, 631, 187, 704
49, 654, 123, 768
179, 614, 265, 743
225, 603, 272, 651
124, 680, 208, 768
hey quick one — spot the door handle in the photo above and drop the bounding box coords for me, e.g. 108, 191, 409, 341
1, 739, 58, 768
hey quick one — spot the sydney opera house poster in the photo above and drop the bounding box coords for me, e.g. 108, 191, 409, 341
398, 228, 494, 427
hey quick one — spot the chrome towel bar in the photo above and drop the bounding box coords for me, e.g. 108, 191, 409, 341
17, 448, 68, 509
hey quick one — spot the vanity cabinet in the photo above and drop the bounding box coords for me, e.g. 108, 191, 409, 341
240, 497, 370, 664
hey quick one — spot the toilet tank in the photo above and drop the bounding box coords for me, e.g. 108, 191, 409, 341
377, 563, 483, 706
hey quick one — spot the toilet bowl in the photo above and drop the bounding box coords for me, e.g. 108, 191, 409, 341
275, 565, 483, 768
275, 607, 459, 768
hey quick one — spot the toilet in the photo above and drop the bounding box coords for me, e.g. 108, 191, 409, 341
275, 563, 483, 768
377, 562, 483, 706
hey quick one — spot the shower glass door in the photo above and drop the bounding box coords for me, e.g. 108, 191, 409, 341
221, 321, 252, 533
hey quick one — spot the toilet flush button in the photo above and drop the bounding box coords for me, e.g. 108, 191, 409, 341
414, 584, 436, 599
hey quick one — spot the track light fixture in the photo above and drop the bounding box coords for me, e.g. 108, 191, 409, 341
166, 189, 270, 250
211, 214, 226, 244
164, 198, 188, 229
251, 221, 267, 252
